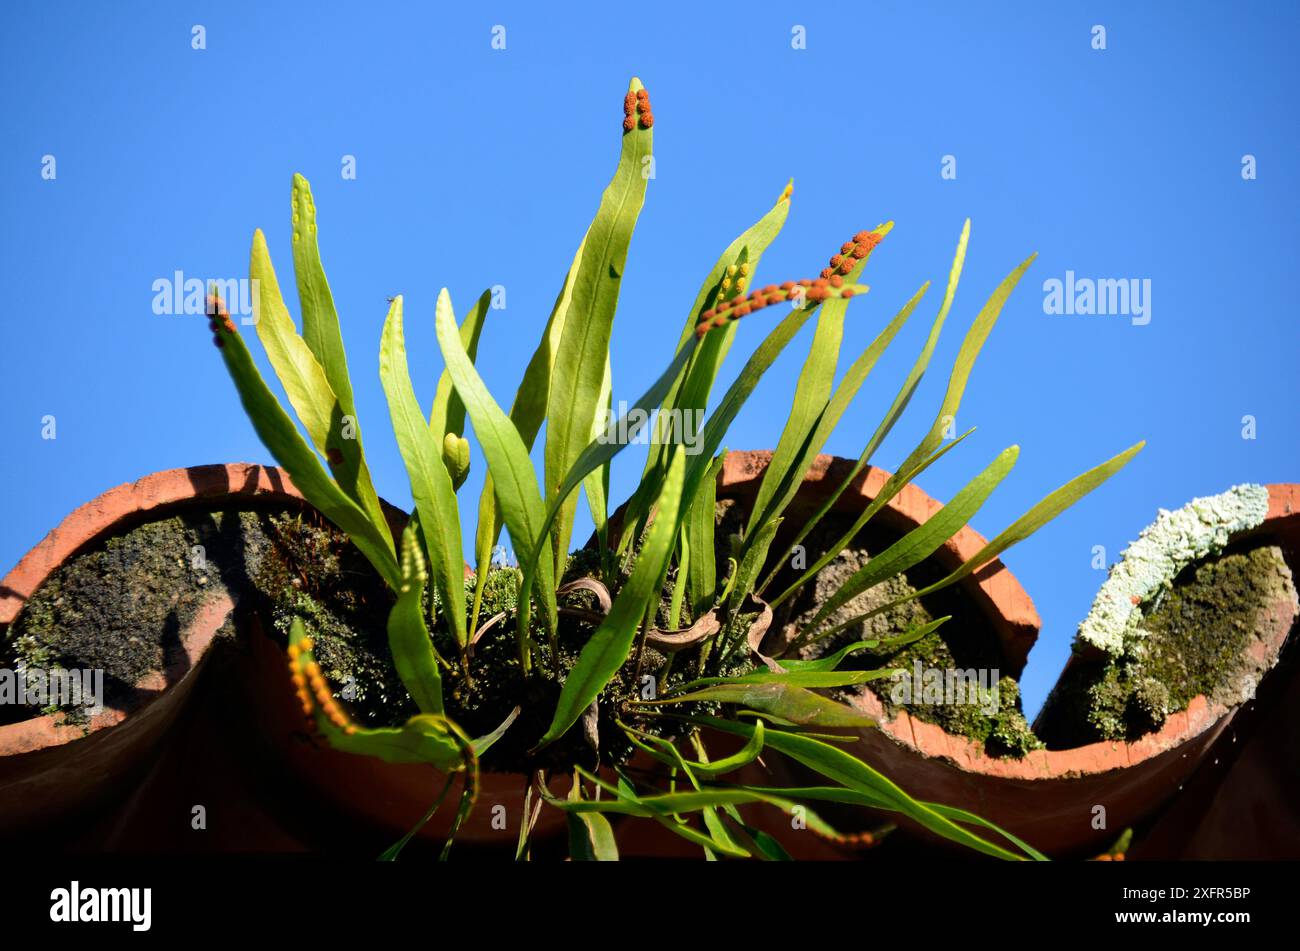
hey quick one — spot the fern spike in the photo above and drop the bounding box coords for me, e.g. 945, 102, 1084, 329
623, 84, 654, 132
204, 291, 237, 348
694, 279, 868, 338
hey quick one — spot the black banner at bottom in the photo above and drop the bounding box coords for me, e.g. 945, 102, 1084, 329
1, 858, 1286, 937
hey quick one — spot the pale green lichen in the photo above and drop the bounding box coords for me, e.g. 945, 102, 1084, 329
1077, 484, 1269, 656
1037, 542, 1293, 745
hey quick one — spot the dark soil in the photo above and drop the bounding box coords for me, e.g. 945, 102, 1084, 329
1034, 542, 1296, 748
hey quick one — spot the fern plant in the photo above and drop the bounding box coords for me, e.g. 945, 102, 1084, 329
203, 77, 1141, 861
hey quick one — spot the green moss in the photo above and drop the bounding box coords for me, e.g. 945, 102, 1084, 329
1138, 544, 1287, 708
560, 547, 603, 587
778, 519, 1041, 758
985, 685, 1042, 757
1080, 664, 1168, 739
1, 510, 261, 724
866, 644, 1042, 758
1037, 543, 1295, 746
252, 511, 413, 726
476, 563, 521, 617
0, 506, 411, 729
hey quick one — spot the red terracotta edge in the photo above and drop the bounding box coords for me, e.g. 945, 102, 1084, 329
0, 463, 307, 627
4, 461, 1294, 852
715, 453, 1300, 855
0, 464, 309, 756
0, 593, 233, 756
718, 450, 1042, 672
866, 483, 1298, 782
719, 453, 1299, 781
0, 463, 508, 843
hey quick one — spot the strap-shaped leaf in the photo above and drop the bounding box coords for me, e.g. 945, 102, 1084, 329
433, 289, 558, 649
250, 237, 331, 439
646, 682, 874, 727
723, 787, 850, 841
534, 450, 687, 750
430, 290, 490, 491
802, 444, 1020, 637
685, 451, 726, 617
690, 716, 1035, 860
315, 715, 466, 768
894, 249, 1037, 480
702, 807, 754, 858
287, 179, 391, 546
770, 243, 1035, 605
680, 295, 832, 519
731, 783, 1045, 861
507, 333, 696, 656
817, 441, 1146, 642
676, 668, 899, 690
430, 288, 491, 441
570, 764, 1025, 860
379, 296, 468, 650
566, 779, 619, 861
545, 787, 772, 818
763, 223, 970, 588
211, 297, 399, 588
769, 427, 975, 609
387, 522, 445, 715
919, 440, 1145, 595
926, 802, 1048, 861
750, 282, 929, 544
378, 775, 456, 861
676, 720, 765, 780
528, 340, 698, 574
471, 706, 520, 756
289, 619, 466, 770
625, 186, 793, 541
563, 772, 833, 858
728, 516, 781, 616
584, 353, 614, 554
250, 229, 390, 546
567, 812, 619, 861
291, 174, 357, 412
745, 223, 892, 538
668, 525, 689, 630
616, 727, 765, 857
661, 816, 747, 858
544, 76, 653, 576
778, 617, 947, 671
652, 183, 794, 470
471, 238, 585, 628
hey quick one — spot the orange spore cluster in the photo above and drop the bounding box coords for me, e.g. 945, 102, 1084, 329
205, 294, 237, 349
288, 637, 357, 735
694, 274, 862, 337
623, 87, 654, 132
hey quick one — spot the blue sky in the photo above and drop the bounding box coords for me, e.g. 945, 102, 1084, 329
2, 2, 1297, 716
